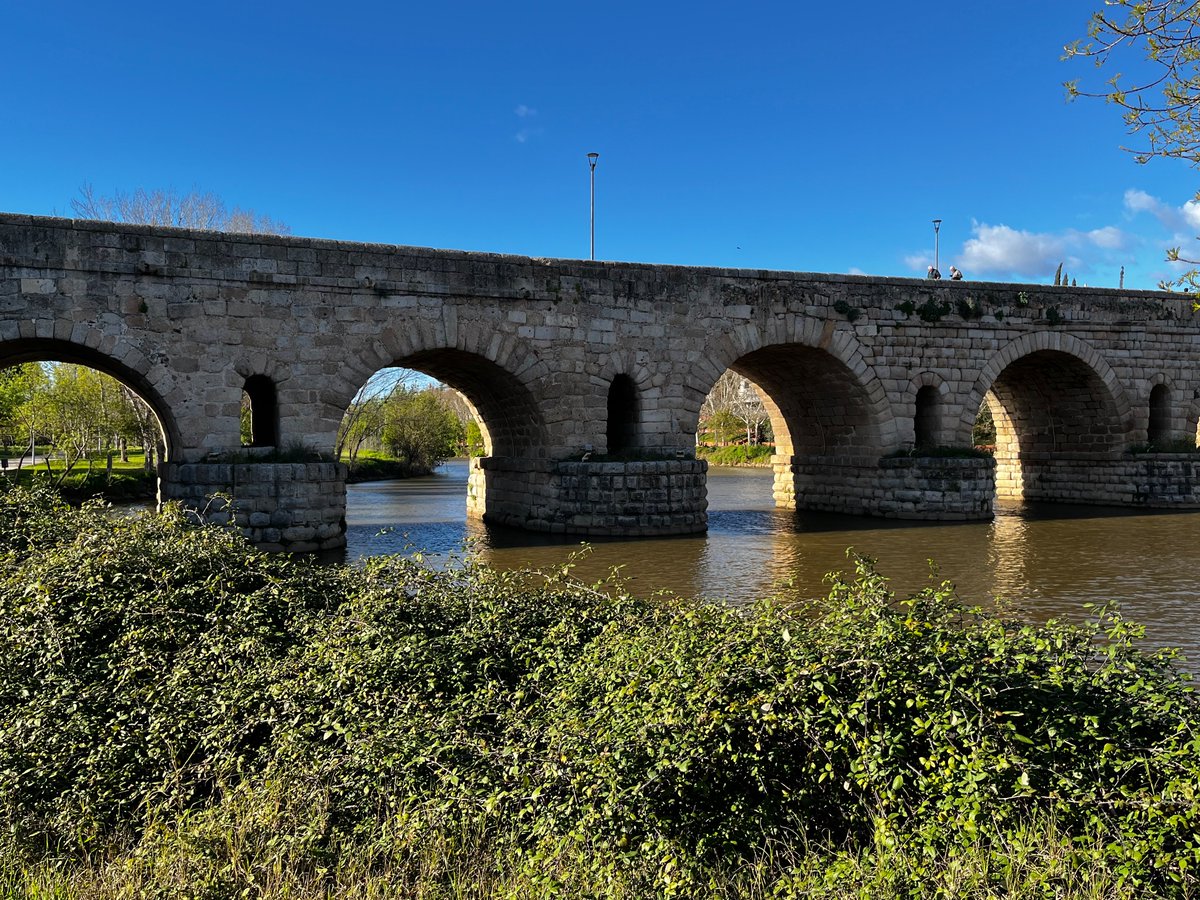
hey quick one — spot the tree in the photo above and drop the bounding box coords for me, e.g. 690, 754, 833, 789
71, 183, 289, 235
336, 369, 416, 467
0, 364, 48, 470
700, 370, 772, 446
381, 391, 464, 473
1066, 2, 1200, 288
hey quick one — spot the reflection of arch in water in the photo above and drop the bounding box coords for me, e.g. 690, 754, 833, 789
964, 334, 1130, 503
1, 336, 179, 460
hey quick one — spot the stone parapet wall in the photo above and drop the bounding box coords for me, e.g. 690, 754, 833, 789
469, 456, 707, 536
160, 461, 348, 552
1016, 453, 1200, 507
786, 455, 994, 520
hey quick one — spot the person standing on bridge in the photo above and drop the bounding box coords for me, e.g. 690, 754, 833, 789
949, 266, 963, 280
927, 265, 941, 280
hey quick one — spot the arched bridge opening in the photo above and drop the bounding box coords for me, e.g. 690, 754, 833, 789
0, 338, 176, 500
706, 343, 889, 517
338, 348, 548, 533
980, 349, 1126, 504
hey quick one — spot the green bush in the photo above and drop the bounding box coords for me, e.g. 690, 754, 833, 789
1, 482, 1199, 897
697, 444, 774, 466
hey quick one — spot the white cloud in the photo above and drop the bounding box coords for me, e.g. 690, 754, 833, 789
958, 224, 1070, 278
1123, 188, 1200, 233
955, 221, 1132, 280
513, 104, 542, 143
1086, 225, 1127, 250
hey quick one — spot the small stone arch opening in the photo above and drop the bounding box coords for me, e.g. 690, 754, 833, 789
606, 374, 639, 455
1148, 383, 1171, 447
241, 374, 279, 448
913, 385, 941, 449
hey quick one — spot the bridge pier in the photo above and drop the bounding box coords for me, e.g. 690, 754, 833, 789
776, 455, 996, 520
468, 456, 708, 536
160, 461, 348, 552
998, 453, 1200, 508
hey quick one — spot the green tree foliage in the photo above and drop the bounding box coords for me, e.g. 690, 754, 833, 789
3, 485, 1200, 895
0, 364, 47, 461
1067, 2, 1200, 288
381, 390, 464, 473
2, 364, 157, 484
700, 371, 773, 446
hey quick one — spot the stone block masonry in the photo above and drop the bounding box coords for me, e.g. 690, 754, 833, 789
161, 462, 347, 552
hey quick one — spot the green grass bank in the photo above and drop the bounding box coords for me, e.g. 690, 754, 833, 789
1, 482, 1198, 898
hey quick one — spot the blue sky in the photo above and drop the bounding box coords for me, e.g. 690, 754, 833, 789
5, 1, 1199, 290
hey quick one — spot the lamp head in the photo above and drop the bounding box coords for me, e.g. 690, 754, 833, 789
587, 152, 599, 168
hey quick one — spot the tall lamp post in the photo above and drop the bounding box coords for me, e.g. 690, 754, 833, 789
588, 152, 599, 260
932, 218, 942, 273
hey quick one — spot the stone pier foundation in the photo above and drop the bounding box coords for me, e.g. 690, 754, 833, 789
159, 461, 348, 552
778, 454, 995, 520
468, 456, 708, 536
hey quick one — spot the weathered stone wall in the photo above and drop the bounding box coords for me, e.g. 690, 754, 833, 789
784, 455, 995, 520
161, 461, 347, 552
469, 456, 707, 535
1010, 453, 1200, 507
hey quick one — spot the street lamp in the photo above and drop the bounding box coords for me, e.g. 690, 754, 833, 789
588, 152, 599, 260
932, 218, 942, 273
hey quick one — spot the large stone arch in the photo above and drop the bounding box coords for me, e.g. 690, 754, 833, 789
960, 332, 1132, 444
689, 322, 903, 516
690, 320, 894, 460
324, 324, 551, 459
964, 333, 1132, 503
323, 324, 556, 532
0, 334, 181, 458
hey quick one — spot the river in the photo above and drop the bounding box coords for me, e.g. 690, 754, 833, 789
345, 460, 1200, 662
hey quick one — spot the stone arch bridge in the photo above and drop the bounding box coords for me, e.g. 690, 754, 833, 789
4, 214, 1199, 551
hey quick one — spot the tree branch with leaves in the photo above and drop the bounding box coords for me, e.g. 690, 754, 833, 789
1066, 1, 1200, 291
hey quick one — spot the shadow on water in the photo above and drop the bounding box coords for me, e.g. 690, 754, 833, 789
337, 460, 1200, 665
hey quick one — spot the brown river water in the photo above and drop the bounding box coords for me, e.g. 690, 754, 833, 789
343, 460, 1200, 664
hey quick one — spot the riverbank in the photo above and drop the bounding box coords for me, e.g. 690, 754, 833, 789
3, 482, 1198, 898
696, 444, 773, 467
2, 459, 156, 502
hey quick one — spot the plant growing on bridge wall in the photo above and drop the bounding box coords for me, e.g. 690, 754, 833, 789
895, 300, 916, 318
832, 299, 861, 322
916, 298, 951, 323
954, 296, 982, 320
1045, 306, 1064, 326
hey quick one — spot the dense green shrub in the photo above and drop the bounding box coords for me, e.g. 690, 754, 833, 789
1, 482, 1199, 897
696, 444, 774, 466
